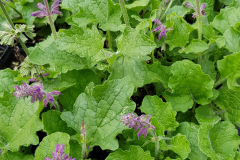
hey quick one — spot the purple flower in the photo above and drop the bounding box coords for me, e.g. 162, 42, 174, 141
13, 82, 61, 108
31, 0, 62, 18
120, 113, 155, 140
45, 144, 76, 160
153, 19, 172, 40
184, 1, 206, 18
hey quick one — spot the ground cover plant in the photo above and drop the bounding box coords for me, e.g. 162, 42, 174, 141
0, 0, 240, 159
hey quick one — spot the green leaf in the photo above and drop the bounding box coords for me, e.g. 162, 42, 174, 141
29, 42, 88, 73
179, 39, 209, 54
195, 105, 220, 124
35, 132, 70, 160
0, 69, 20, 98
125, 0, 150, 11
214, 86, 240, 125
0, 92, 42, 152
212, 7, 240, 34
69, 140, 82, 160
61, 0, 79, 14
68, 0, 122, 31
165, 13, 194, 50
223, 26, 240, 53
170, 122, 208, 160
228, 72, 240, 91
198, 121, 240, 160
166, 6, 191, 17
117, 27, 156, 60
61, 77, 135, 150
162, 134, 191, 160
202, 61, 217, 81
106, 145, 154, 160
162, 92, 194, 112
219, 0, 233, 5
56, 26, 107, 67
59, 69, 101, 111
231, 0, 240, 8
2, 151, 34, 160
141, 95, 179, 131
168, 60, 214, 105
42, 110, 76, 135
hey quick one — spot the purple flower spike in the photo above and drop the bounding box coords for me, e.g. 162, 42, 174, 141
120, 113, 155, 140
31, 0, 62, 18
184, 1, 207, 18
45, 144, 76, 160
81, 122, 87, 137
153, 18, 172, 40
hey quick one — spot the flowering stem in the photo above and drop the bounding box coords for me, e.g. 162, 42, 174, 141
34, 65, 44, 81
2, 0, 22, 17
119, 0, 130, 26
155, 138, 159, 160
196, 0, 202, 65
160, 0, 173, 21
0, 0, 14, 28
43, 0, 57, 39
107, 30, 112, 49
82, 142, 86, 159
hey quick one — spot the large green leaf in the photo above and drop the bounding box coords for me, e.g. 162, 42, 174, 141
212, 7, 240, 34
2, 151, 34, 160
217, 52, 240, 90
214, 86, 240, 125
141, 95, 179, 131
195, 105, 220, 124
61, 77, 135, 150
29, 42, 88, 73
42, 110, 76, 135
165, 13, 194, 50
179, 39, 209, 54
0, 92, 42, 152
170, 122, 207, 160
198, 121, 240, 160
56, 26, 107, 67
223, 27, 240, 53
59, 69, 101, 111
117, 27, 156, 60
0, 69, 20, 98
34, 132, 70, 160
162, 91, 194, 112
68, 0, 122, 31
106, 145, 154, 160
168, 60, 214, 105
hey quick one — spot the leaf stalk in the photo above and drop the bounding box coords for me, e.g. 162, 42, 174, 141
119, 0, 130, 26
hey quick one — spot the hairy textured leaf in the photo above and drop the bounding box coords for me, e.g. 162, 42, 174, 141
35, 132, 70, 160
179, 39, 208, 54
223, 27, 240, 53
2, 151, 34, 160
166, 6, 191, 17
56, 26, 107, 67
106, 145, 154, 160
125, 0, 150, 10
0, 69, 20, 98
42, 110, 76, 135
202, 61, 217, 81
61, 77, 135, 150
212, 7, 240, 34
170, 122, 207, 160
168, 60, 214, 105
165, 13, 194, 50
198, 121, 240, 160
68, 0, 122, 31
59, 70, 101, 111
163, 92, 194, 112
214, 86, 240, 124
29, 43, 88, 73
0, 92, 42, 152
195, 105, 220, 124
141, 95, 179, 131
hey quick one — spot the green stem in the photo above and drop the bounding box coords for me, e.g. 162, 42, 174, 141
119, 0, 130, 26
0, 0, 14, 28
214, 77, 227, 88
43, 0, 57, 39
155, 139, 159, 160
151, 50, 155, 63
19, 39, 30, 56
107, 30, 112, 49
196, 0, 202, 65
160, 0, 173, 21
2, 0, 22, 17
34, 65, 44, 81
192, 102, 196, 113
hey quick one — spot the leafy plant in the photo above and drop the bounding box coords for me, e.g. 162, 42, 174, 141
0, 0, 240, 159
